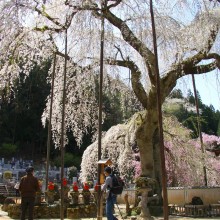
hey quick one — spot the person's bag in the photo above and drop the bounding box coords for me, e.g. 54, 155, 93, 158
110, 174, 124, 195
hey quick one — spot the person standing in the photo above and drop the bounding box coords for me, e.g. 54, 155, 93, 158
102, 166, 118, 220
19, 166, 40, 220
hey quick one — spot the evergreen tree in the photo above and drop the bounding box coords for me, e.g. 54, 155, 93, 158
0, 62, 51, 160
200, 104, 218, 135
165, 91, 220, 138
169, 89, 183, 99
187, 90, 195, 104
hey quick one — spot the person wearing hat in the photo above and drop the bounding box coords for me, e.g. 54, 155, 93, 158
102, 166, 118, 220
19, 166, 40, 220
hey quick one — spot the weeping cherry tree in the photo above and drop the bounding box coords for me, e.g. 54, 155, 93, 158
1, 0, 220, 218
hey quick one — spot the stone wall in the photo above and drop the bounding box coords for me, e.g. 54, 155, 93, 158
117, 187, 220, 205
6, 203, 98, 219
7, 204, 61, 219
167, 187, 220, 205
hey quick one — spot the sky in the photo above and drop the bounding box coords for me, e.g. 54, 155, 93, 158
176, 70, 220, 111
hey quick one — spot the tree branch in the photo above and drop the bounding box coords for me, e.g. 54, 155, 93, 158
185, 61, 218, 75
161, 22, 220, 100
106, 0, 122, 10
97, 8, 156, 85
105, 58, 148, 108
34, 6, 64, 28
55, 50, 96, 74
64, 1, 98, 11
181, 24, 219, 69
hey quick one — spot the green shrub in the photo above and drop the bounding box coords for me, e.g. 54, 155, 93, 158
0, 143, 17, 157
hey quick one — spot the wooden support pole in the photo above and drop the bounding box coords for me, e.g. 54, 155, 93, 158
150, 1, 169, 219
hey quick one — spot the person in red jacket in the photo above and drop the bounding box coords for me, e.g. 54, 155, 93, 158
19, 166, 40, 220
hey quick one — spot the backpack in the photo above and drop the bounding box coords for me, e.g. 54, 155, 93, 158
110, 174, 125, 195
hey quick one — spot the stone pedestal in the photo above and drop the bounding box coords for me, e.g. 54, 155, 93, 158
45, 191, 55, 204
135, 177, 156, 220
138, 188, 153, 220
83, 192, 91, 205
35, 191, 41, 205
63, 189, 70, 203
70, 192, 79, 205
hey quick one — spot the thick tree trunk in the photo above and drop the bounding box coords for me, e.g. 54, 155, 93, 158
136, 110, 158, 178
136, 107, 164, 218
136, 108, 159, 175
